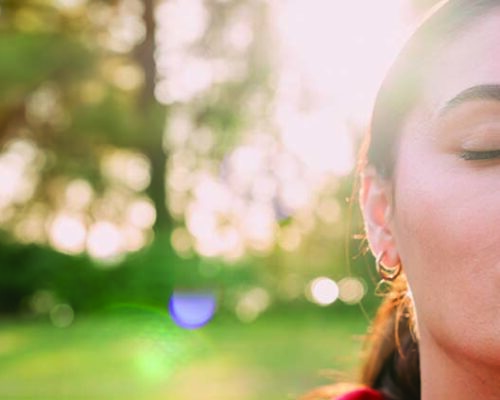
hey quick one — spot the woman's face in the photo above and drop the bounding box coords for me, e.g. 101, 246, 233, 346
389, 10, 500, 366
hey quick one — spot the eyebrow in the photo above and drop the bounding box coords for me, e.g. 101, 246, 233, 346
439, 84, 500, 116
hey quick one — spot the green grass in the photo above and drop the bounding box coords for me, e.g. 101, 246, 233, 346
0, 306, 370, 400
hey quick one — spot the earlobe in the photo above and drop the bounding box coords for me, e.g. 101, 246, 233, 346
360, 169, 400, 268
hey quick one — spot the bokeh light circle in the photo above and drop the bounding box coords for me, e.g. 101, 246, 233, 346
338, 277, 366, 305
168, 291, 216, 329
308, 277, 339, 306
50, 303, 74, 328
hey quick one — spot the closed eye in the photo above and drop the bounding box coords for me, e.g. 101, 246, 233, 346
460, 149, 500, 160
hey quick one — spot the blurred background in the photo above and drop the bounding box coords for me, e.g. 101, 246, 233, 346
0, 0, 438, 399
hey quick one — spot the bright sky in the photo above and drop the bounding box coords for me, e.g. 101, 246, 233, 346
273, 0, 410, 174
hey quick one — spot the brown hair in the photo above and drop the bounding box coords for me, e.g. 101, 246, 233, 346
304, 1, 500, 399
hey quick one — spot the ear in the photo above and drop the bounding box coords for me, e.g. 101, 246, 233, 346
360, 168, 400, 268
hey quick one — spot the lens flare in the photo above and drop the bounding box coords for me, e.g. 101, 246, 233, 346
168, 291, 216, 329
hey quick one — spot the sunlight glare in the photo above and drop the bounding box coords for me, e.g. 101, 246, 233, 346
155, 54, 214, 104
308, 277, 339, 306
155, 0, 207, 50
166, 114, 195, 150
192, 173, 233, 213
49, 214, 87, 254
0, 139, 40, 208
278, 107, 354, 176
86, 221, 124, 261
106, 1, 145, 53
101, 149, 151, 191
123, 226, 149, 252
155, 0, 209, 104
226, 15, 253, 52
168, 164, 193, 193
274, 0, 408, 121
273, 0, 408, 176
186, 202, 216, 243
126, 198, 156, 229
278, 179, 312, 217
65, 179, 94, 210
241, 204, 276, 252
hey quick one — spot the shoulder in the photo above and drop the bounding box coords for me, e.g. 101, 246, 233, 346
334, 387, 385, 400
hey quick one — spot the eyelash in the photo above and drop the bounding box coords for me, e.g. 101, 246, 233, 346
460, 149, 500, 160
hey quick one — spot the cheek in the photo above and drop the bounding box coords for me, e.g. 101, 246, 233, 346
392, 145, 500, 357
394, 159, 500, 284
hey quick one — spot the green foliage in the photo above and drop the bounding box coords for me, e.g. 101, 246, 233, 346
0, 238, 177, 314
70, 93, 142, 146
0, 32, 92, 103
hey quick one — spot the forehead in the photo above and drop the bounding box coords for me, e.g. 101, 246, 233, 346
423, 8, 500, 114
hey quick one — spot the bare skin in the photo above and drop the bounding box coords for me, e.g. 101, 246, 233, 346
363, 9, 500, 400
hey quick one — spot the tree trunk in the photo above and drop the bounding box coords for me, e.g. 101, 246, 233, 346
135, 0, 171, 231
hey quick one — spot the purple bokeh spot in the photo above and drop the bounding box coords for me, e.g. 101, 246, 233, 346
168, 292, 216, 329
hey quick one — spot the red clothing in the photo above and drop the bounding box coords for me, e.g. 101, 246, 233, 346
336, 388, 385, 400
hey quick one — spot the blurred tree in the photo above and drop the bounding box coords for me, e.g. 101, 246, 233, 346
0, 0, 282, 313
0, 0, 382, 317
0, 0, 177, 311
0, 0, 169, 247
0, 0, 275, 253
